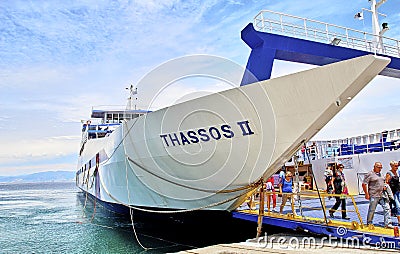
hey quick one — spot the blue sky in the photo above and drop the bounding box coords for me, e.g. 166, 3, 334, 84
1, 0, 399, 176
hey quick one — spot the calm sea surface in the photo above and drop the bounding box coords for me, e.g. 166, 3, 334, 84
0, 182, 259, 253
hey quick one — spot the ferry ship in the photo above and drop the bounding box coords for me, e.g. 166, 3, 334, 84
75, 0, 397, 219
76, 57, 389, 216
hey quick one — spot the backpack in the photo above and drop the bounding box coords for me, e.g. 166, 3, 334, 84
265, 181, 274, 191
333, 172, 344, 194
387, 171, 400, 193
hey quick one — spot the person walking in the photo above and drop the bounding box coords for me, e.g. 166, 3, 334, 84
324, 166, 334, 197
386, 160, 400, 225
309, 142, 317, 160
265, 176, 277, 212
329, 164, 350, 220
279, 171, 296, 215
362, 162, 393, 228
278, 168, 285, 185
301, 145, 306, 161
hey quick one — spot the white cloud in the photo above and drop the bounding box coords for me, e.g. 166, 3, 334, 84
313, 75, 400, 140
144, 78, 235, 110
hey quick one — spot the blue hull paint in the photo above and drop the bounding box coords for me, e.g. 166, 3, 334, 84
78, 188, 239, 225
240, 23, 400, 85
232, 211, 400, 249
78, 188, 130, 215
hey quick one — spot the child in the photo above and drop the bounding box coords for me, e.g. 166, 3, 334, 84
265, 177, 277, 212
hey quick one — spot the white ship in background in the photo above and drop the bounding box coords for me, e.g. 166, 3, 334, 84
76, 55, 390, 214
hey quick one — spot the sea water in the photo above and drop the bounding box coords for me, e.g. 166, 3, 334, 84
0, 182, 260, 253
0, 182, 188, 253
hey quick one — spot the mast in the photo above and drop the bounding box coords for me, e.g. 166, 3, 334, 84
126, 85, 138, 110
368, 0, 389, 53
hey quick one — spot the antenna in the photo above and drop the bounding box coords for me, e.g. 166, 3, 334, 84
125, 84, 138, 110
356, 0, 389, 53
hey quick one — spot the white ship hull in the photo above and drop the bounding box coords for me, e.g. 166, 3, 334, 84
77, 55, 390, 212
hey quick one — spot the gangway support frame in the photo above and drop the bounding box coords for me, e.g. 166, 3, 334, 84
240, 23, 400, 86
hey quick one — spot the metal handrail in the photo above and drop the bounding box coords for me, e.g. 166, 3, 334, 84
304, 128, 400, 159
248, 190, 364, 228
254, 10, 400, 57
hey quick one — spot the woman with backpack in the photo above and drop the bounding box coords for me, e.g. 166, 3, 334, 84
329, 164, 350, 220
386, 160, 400, 225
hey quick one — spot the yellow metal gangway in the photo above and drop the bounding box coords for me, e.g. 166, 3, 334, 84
247, 191, 362, 222
242, 189, 398, 237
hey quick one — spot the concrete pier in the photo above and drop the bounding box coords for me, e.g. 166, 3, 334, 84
174, 233, 399, 253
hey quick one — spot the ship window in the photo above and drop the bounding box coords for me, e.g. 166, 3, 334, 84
97, 132, 106, 138
106, 113, 112, 120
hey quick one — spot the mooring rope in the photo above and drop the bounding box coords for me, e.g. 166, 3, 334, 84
123, 153, 151, 251
125, 155, 262, 194
90, 194, 97, 222
82, 172, 90, 212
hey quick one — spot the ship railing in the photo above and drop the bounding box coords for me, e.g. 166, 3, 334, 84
298, 128, 400, 160
92, 105, 128, 111
254, 10, 400, 58
80, 131, 88, 146
86, 123, 120, 140
245, 190, 365, 228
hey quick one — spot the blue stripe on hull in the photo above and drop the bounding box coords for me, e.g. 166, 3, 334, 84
78, 188, 237, 224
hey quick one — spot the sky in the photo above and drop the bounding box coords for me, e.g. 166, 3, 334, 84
1, 0, 399, 176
